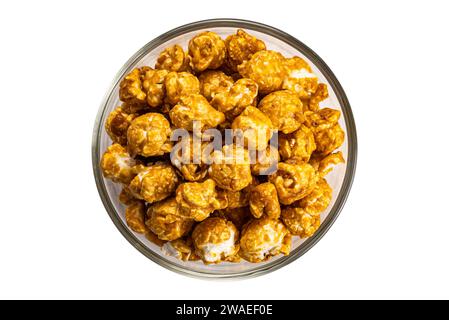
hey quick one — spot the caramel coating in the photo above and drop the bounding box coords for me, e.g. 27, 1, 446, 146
162, 238, 199, 261
188, 31, 226, 72
128, 163, 179, 204
105, 106, 138, 145
209, 145, 253, 191
100, 143, 137, 184
164, 71, 200, 105
211, 78, 258, 120
213, 207, 252, 229
281, 206, 320, 238
282, 56, 318, 99
155, 45, 191, 72
127, 113, 172, 157
304, 108, 345, 155
199, 70, 234, 101
231, 106, 273, 151
119, 67, 152, 112
250, 146, 280, 175
258, 90, 304, 134
125, 201, 147, 233
239, 217, 291, 263
225, 29, 266, 72
278, 125, 316, 162
176, 179, 227, 221
146, 198, 194, 241
306, 83, 328, 112
238, 50, 286, 94
169, 94, 225, 131
118, 186, 136, 205
249, 182, 281, 219
141, 68, 169, 107
298, 178, 332, 215
192, 217, 239, 263
310, 151, 345, 177
170, 134, 209, 181
269, 162, 318, 205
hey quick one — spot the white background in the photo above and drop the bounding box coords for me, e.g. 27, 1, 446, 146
1, 0, 448, 300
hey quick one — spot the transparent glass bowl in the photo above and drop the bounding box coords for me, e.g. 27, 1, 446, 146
92, 19, 357, 279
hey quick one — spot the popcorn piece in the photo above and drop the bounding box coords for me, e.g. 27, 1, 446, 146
170, 134, 209, 181
211, 78, 258, 120
176, 179, 227, 221
199, 70, 234, 101
105, 106, 138, 145
161, 238, 200, 261
119, 67, 149, 109
141, 68, 169, 107
164, 71, 200, 105
125, 201, 147, 233
128, 162, 179, 204
169, 94, 225, 131
278, 125, 316, 162
188, 31, 226, 72
100, 143, 137, 184
306, 83, 328, 112
225, 29, 266, 72
298, 178, 332, 215
250, 145, 280, 175
146, 198, 194, 241
238, 50, 286, 94
258, 90, 304, 134
239, 217, 291, 263
231, 106, 273, 151
192, 217, 239, 264
282, 56, 318, 99
208, 145, 253, 191
155, 45, 191, 72
127, 113, 172, 157
269, 162, 318, 205
310, 151, 345, 176
119, 186, 137, 205
213, 207, 252, 229
281, 206, 320, 238
249, 182, 281, 219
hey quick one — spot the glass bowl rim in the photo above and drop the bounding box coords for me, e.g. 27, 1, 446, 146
91, 18, 358, 280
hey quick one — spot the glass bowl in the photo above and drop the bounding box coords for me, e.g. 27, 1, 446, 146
92, 18, 357, 279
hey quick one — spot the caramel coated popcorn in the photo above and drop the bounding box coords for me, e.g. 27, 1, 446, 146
239, 217, 291, 263
146, 198, 194, 241
192, 217, 239, 263
101, 28, 346, 265
188, 31, 226, 72
258, 90, 304, 134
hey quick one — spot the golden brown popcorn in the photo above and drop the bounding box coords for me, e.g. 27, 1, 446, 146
128, 162, 179, 204
281, 206, 320, 238
249, 182, 281, 219
105, 106, 138, 146
141, 68, 169, 107
239, 217, 291, 263
231, 106, 273, 151
169, 94, 225, 131
164, 71, 200, 105
125, 201, 147, 234
298, 178, 332, 215
118, 186, 136, 205
100, 143, 138, 184
210, 78, 258, 120
161, 237, 199, 261
126, 113, 172, 157
198, 70, 234, 101
192, 217, 239, 264
225, 29, 266, 72
155, 45, 191, 72
208, 144, 253, 191
250, 145, 280, 175
146, 198, 194, 241
282, 56, 318, 99
310, 151, 345, 176
219, 176, 257, 208
306, 83, 328, 112
144, 230, 166, 247
213, 207, 252, 229
188, 31, 226, 72
119, 67, 148, 108
278, 125, 316, 162
269, 162, 318, 205
238, 50, 286, 94
170, 135, 209, 181
176, 179, 227, 221
258, 90, 304, 134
